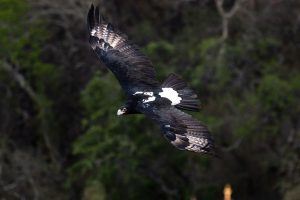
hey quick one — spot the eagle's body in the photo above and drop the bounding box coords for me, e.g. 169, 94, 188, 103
87, 5, 216, 155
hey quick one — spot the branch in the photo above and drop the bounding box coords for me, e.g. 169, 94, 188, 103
1, 61, 40, 105
214, 0, 244, 66
1, 61, 60, 168
215, 0, 242, 41
145, 169, 178, 196
222, 138, 243, 152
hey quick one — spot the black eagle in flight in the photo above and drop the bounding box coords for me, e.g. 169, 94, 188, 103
87, 5, 215, 155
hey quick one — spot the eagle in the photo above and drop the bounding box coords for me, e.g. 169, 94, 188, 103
87, 5, 215, 155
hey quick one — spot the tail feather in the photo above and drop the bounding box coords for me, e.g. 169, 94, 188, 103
161, 73, 200, 112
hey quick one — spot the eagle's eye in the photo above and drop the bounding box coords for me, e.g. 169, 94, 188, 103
117, 107, 127, 116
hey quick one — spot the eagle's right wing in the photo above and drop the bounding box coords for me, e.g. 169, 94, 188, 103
87, 5, 159, 95
141, 103, 216, 155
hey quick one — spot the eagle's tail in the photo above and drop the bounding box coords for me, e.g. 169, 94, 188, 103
161, 73, 200, 112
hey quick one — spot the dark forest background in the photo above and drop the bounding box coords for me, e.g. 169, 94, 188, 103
0, 0, 299, 199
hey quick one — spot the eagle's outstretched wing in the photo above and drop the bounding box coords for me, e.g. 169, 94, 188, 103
87, 5, 159, 95
140, 102, 215, 154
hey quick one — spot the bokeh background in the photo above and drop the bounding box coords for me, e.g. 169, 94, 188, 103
0, 0, 299, 199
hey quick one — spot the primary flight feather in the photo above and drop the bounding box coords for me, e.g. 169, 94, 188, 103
87, 4, 215, 155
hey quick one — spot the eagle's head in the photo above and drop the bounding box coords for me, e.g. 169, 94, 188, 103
117, 106, 128, 116
117, 104, 139, 116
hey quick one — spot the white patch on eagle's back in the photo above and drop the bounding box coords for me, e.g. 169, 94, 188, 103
159, 88, 182, 105
143, 96, 156, 103
133, 91, 143, 95
133, 91, 156, 103
144, 92, 153, 96
133, 91, 153, 96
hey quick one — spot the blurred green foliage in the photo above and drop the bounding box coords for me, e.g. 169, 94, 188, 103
0, 0, 299, 200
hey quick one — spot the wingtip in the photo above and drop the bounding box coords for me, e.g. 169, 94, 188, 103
95, 5, 100, 24
88, 4, 106, 32
87, 4, 95, 31
95, 5, 105, 24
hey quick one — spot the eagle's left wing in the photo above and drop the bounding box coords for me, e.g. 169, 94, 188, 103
87, 5, 159, 95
